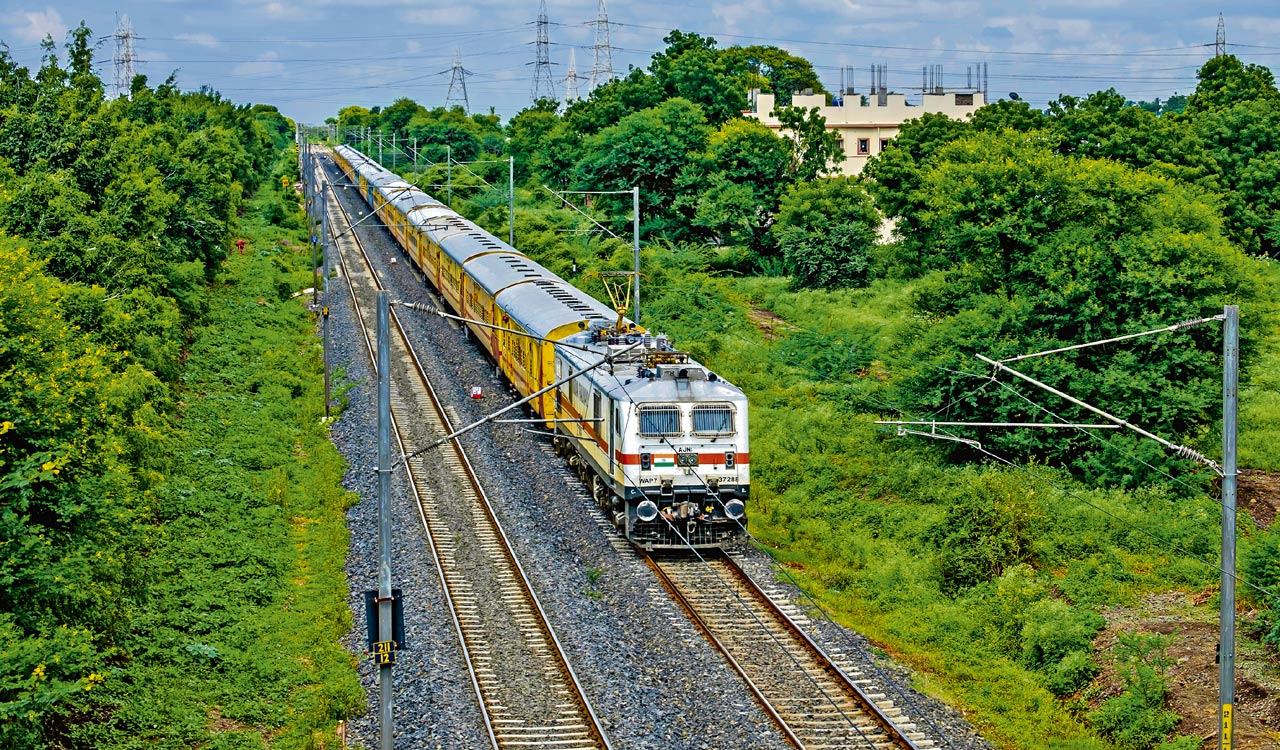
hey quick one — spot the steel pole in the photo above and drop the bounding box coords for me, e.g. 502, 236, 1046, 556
632, 187, 640, 325
509, 156, 515, 247
447, 145, 452, 208
322, 182, 331, 419
1220, 304, 1239, 750
376, 292, 395, 750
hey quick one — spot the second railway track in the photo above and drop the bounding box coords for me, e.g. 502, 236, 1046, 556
317, 150, 611, 750
650, 551, 935, 750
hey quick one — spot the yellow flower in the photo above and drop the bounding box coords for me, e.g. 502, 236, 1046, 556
42, 461, 55, 472
0, 421, 13, 434
32, 664, 45, 679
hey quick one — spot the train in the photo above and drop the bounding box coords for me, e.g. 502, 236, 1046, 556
330, 144, 749, 550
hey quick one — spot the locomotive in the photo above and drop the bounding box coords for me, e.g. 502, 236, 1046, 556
330, 144, 749, 549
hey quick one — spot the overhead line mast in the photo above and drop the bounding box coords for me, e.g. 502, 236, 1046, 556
531, 0, 556, 103
590, 0, 614, 90
112, 13, 139, 99
443, 49, 472, 113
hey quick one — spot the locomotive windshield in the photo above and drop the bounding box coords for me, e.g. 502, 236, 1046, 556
638, 405, 681, 437
692, 404, 735, 436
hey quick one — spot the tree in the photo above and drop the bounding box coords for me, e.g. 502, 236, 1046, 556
862, 111, 971, 260
506, 103, 563, 184
576, 98, 711, 236
889, 132, 1252, 482
562, 68, 665, 136
378, 96, 426, 136
773, 105, 843, 181
971, 98, 1049, 133
723, 45, 825, 107
771, 177, 879, 288
1185, 54, 1280, 114
0, 240, 153, 747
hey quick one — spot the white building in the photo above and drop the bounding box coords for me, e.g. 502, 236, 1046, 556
748, 90, 986, 175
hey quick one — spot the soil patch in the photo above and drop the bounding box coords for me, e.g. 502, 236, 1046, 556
1096, 592, 1280, 749
746, 305, 796, 340
1240, 469, 1280, 529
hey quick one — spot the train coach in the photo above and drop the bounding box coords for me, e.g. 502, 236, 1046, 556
331, 144, 749, 549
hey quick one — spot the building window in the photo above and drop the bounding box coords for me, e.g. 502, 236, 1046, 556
880, 138, 890, 152
834, 138, 844, 152
955, 93, 974, 105
857, 138, 870, 155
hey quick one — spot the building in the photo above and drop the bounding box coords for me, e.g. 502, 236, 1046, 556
747, 90, 986, 176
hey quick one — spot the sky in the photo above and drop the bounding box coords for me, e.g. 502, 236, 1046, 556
1, 1, 1278, 125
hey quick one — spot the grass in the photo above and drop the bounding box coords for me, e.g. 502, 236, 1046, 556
70, 177, 363, 749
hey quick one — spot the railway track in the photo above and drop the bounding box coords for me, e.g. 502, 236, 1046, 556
315, 150, 611, 750
649, 551, 934, 750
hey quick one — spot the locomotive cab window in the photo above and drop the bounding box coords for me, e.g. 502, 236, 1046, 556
638, 405, 682, 437
692, 404, 734, 436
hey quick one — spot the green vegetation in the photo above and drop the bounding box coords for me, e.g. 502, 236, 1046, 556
345, 35, 1280, 750
1, 25, 359, 749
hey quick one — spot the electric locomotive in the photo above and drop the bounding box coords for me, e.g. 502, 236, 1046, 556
330, 144, 749, 549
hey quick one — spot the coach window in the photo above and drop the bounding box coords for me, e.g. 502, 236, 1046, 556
638, 405, 682, 437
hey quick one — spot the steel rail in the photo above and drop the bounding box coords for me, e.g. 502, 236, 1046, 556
317, 150, 611, 750
317, 153, 499, 750
649, 552, 930, 750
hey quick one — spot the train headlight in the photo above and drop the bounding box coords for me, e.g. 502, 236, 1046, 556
636, 499, 659, 522
724, 451, 735, 469
640, 452, 651, 470
724, 499, 746, 520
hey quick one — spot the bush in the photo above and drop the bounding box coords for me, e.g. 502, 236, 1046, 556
1088, 632, 1181, 750
1019, 599, 1105, 670
1044, 650, 1101, 697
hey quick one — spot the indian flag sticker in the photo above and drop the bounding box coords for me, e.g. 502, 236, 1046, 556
653, 455, 676, 469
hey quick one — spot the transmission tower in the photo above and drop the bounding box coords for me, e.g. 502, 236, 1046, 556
443, 49, 472, 113
590, 0, 614, 89
1216, 13, 1226, 57
564, 48, 584, 105
112, 14, 138, 99
531, 0, 556, 103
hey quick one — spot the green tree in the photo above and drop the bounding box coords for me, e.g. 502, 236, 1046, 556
680, 117, 793, 249
723, 45, 825, 106
862, 111, 971, 262
773, 105, 843, 181
971, 98, 1050, 133
0, 240, 151, 747
576, 98, 712, 236
1185, 54, 1280, 114
771, 177, 879, 288
889, 133, 1251, 480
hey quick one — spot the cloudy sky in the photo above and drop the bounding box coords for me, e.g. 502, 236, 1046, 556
2, 1, 1277, 124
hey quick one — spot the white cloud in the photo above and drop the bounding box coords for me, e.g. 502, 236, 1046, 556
1, 6, 65, 44
176, 32, 220, 49
233, 51, 286, 76
402, 7, 475, 26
